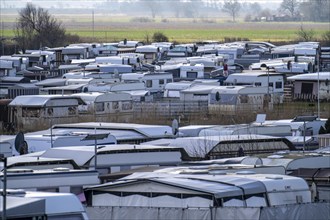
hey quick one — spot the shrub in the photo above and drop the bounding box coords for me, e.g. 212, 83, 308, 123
296, 25, 315, 42
130, 17, 154, 23
161, 18, 169, 23
152, 32, 169, 42
321, 30, 330, 46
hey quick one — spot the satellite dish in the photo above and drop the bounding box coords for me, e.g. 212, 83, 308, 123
256, 114, 266, 125
15, 132, 27, 155
172, 119, 179, 136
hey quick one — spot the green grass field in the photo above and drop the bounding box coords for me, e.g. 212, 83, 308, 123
2, 13, 328, 43
68, 28, 321, 43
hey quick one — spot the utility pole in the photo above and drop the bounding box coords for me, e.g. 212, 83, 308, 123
92, 10, 95, 41
317, 46, 320, 119
1, 154, 7, 220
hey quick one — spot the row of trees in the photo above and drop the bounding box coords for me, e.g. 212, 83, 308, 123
110, 0, 329, 22
221, 0, 329, 22
279, 0, 330, 22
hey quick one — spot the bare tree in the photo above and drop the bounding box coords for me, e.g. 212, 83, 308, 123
141, 0, 160, 19
222, 0, 241, 22
296, 25, 315, 42
279, 0, 300, 18
300, 0, 330, 22
14, 3, 67, 51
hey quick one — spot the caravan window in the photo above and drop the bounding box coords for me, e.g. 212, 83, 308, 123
239, 95, 248, 103
222, 196, 245, 207
95, 103, 104, 112
159, 79, 164, 85
269, 82, 274, 88
255, 82, 262, 87
145, 54, 154, 59
122, 101, 133, 110
187, 72, 198, 79
112, 101, 119, 110
275, 81, 282, 89
22, 108, 40, 118
68, 107, 76, 115
220, 94, 237, 105
245, 193, 267, 207
146, 80, 153, 88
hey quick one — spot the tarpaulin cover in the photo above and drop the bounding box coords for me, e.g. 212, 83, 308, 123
86, 203, 330, 220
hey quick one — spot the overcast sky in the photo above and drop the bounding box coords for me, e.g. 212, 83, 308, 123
2, 0, 282, 9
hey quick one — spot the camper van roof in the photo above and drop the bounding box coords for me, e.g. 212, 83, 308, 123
52, 122, 173, 138
6, 155, 79, 169
86, 171, 308, 199
146, 134, 289, 158
181, 84, 218, 94
287, 72, 330, 81
38, 144, 185, 167
8, 95, 86, 107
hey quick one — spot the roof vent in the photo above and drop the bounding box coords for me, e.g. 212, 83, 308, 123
236, 171, 256, 175
208, 170, 227, 175
7, 169, 33, 173
267, 155, 284, 159
180, 170, 209, 175
266, 176, 283, 180
53, 167, 70, 172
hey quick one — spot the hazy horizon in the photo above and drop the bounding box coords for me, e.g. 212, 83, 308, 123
2, 0, 282, 10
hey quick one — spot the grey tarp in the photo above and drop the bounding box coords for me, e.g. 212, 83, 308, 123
86, 203, 330, 220
259, 202, 330, 220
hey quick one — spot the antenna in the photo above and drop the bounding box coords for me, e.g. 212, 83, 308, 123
92, 10, 95, 41
171, 119, 179, 136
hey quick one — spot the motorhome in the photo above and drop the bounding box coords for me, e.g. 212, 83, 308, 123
166, 44, 194, 58
0, 60, 16, 76
121, 72, 173, 93
224, 71, 285, 96
72, 92, 133, 120
209, 86, 273, 113
8, 95, 87, 131
287, 72, 330, 101
62, 45, 91, 62
84, 171, 314, 220
135, 45, 161, 63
